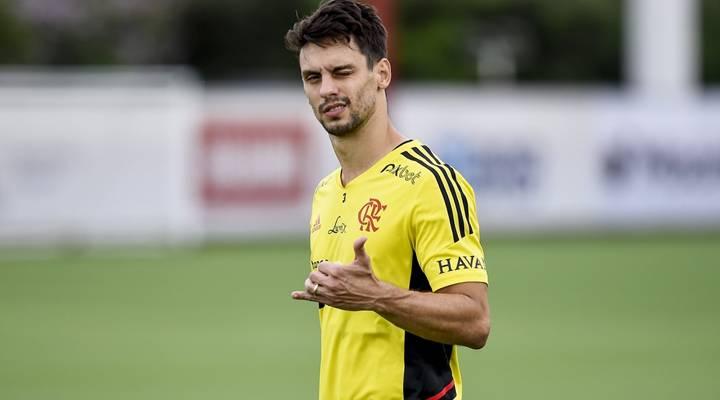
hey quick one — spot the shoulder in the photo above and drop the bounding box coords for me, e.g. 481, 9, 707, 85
392, 142, 474, 199
313, 168, 340, 196
377, 140, 437, 188
399, 143, 479, 243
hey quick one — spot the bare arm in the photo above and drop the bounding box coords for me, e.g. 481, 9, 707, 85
292, 237, 491, 349
374, 281, 489, 349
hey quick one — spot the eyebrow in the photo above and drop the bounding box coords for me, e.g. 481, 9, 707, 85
301, 64, 355, 79
332, 64, 355, 72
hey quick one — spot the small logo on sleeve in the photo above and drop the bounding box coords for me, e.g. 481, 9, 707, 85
358, 198, 387, 232
436, 255, 486, 274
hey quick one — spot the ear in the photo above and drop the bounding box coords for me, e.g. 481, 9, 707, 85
375, 58, 392, 90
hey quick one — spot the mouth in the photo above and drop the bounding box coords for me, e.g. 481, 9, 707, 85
321, 101, 348, 118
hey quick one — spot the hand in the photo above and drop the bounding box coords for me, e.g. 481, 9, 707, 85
291, 237, 388, 311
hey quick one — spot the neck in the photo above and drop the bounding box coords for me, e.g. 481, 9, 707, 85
330, 107, 405, 186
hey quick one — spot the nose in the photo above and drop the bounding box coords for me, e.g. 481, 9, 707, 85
319, 76, 338, 97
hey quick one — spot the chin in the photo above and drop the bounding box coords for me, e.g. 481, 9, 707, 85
321, 111, 365, 136
320, 119, 347, 135
324, 126, 353, 137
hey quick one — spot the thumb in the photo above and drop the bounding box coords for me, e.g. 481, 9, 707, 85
353, 237, 370, 266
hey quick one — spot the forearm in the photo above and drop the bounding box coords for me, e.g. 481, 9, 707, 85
372, 282, 490, 349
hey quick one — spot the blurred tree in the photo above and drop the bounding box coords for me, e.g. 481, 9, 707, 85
398, 0, 623, 83
176, 0, 317, 80
1, 0, 718, 85
3, 0, 183, 65
702, 0, 720, 85
0, 1, 32, 63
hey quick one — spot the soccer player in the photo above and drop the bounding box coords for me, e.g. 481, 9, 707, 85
286, 1, 490, 399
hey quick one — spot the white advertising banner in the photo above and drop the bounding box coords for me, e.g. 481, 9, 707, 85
595, 101, 720, 229
393, 88, 600, 232
393, 88, 720, 232
0, 71, 203, 244
1, 75, 719, 244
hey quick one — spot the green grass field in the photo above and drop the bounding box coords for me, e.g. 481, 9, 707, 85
1, 234, 719, 399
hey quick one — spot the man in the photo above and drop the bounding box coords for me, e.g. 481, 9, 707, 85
286, 1, 490, 399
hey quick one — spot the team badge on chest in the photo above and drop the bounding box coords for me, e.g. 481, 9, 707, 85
358, 198, 387, 232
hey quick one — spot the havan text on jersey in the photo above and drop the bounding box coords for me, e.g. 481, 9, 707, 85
436, 255, 486, 274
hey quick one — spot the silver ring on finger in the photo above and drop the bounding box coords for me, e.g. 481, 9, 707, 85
312, 282, 320, 295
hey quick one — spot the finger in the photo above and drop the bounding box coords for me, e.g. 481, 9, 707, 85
353, 237, 370, 265
291, 290, 318, 302
317, 261, 339, 276
310, 269, 330, 284
304, 278, 314, 292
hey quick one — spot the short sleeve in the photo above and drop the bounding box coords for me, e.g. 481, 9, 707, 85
411, 166, 488, 291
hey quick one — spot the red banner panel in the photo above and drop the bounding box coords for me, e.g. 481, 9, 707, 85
201, 120, 307, 205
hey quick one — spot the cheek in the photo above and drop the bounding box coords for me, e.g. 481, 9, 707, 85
356, 79, 377, 105
304, 88, 320, 106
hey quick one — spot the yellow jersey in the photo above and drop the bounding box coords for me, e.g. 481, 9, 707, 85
309, 139, 488, 400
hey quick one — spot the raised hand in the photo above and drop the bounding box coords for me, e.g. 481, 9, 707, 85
291, 237, 389, 311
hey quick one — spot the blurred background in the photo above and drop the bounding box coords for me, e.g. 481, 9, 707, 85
1, 0, 719, 399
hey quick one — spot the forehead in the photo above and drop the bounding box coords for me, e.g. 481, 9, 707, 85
299, 39, 366, 71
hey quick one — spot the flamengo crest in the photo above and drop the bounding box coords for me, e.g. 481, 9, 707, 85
358, 198, 387, 232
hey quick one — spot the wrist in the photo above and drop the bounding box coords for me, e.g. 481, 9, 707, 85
371, 281, 408, 315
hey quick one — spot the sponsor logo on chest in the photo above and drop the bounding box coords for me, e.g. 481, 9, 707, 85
381, 163, 422, 184
327, 216, 347, 234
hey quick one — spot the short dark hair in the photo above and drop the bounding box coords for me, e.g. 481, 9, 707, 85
284, 0, 387, 69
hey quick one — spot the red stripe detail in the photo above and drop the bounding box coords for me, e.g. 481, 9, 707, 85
426, 380, 455, 400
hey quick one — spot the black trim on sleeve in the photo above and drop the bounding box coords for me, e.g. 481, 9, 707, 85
401, 151, 459, 242
411, 147, 466, 239
420, 145, 474, 236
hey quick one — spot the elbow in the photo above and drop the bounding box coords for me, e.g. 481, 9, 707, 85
466, 319, 490, 350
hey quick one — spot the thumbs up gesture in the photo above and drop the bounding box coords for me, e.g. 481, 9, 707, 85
292, 237, 389, 311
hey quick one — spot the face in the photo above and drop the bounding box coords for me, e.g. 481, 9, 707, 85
299, 39, 385, 137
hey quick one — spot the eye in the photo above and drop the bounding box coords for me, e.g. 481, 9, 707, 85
335, 69, 353, 77
304, 74, 320, 83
